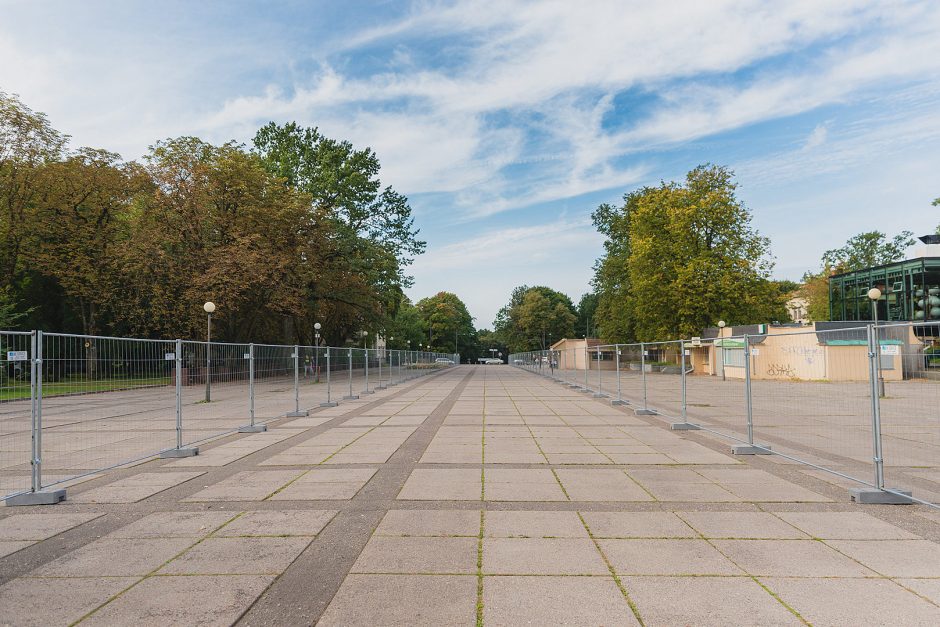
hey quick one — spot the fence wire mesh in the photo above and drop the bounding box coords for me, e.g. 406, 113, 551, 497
2, 330, 454, 502
0, 331, 34, 497
511, 323, 939, 509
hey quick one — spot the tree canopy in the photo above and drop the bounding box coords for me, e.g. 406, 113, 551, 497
0, 92, 425, 344
494, 285, 577, 352
821, 230, 914, 273
592, 164, 783, 341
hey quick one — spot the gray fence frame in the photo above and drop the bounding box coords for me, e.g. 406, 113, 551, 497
2, 330, 458, 506
511, 322, 938, 510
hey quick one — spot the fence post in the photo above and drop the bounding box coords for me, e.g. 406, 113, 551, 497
635, 342, 656, 415
344, 348, 359, 399
850, 324, 912, 503
593, 346, 607, 397
161, 339, 199, 457
6, 330, 65, 505
732, 334, 768, 454
612, 345, 627, 405
377, 347, 387, 390
670, 339, 698, 429
362, 348, 374, 394
31, 330, 40, 493
287, 345, 308, 417
239, 343, 266, 432
321, 348, 337, 407
583, 346, 589, 391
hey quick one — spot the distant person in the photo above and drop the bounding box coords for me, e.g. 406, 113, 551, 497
304, 354, 314, 377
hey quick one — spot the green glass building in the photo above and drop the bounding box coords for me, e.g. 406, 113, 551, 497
829, 256, 940, 323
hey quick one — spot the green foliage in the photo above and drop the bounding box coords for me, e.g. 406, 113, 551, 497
0, 94, 427, 345
592, 164, 781, 341
415, 291, 475, 354
800, 270, 831, 322
821, 230, 914, 273
574, 293, 598, 338
494, 285, 577, 352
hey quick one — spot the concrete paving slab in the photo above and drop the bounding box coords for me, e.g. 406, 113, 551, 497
556, 469, 654, 501
0, 512, 103, 541
483, 537, 609, 574
484, 575, 638, 626
71, 472, 205, 503
485, 510, 587, 538
184, 470, 302, 501
774, 511, 922, 539
83, 574, 274, 626
624, 575, 801, 626
678, 511, 811, 539
0, 576, 138, 627
351, 536, 478, 574
107, 511, 235, 538
712, 539, 879, 577
824, 539, 940, 577
0, 540, 34, 558
761, 577, 940, 626
582, 511, 698, 538
216, 510, 337, 537
318, 574, 476, 626
398, 468, 481, 500
32, 537, 195, 576
375, 509, 480, 537
159, 536, 312, 575
896, 578, 940, 605
600, 539, 743, 575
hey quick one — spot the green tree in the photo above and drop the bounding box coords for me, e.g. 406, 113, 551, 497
594, 165, 780, 341
591, 197, 636, 342
0, 91, 67, 323
800, 270, 831, 322
494, 285, 577, 352
415, 291, 474, 354
821, 230, 914, 273
574, 293, 598, 338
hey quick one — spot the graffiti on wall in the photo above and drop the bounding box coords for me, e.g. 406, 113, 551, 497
766, 363, 796, 377
780, 345, 823, 365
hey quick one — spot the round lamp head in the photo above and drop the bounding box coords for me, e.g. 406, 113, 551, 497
717, 320, 726, 328
203, 302, 216, 314
867, 288, 882, 301
314, 322, 321, 331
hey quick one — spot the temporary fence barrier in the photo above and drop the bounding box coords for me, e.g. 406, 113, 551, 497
510, 321, 938, 509
2, 331, 456, 506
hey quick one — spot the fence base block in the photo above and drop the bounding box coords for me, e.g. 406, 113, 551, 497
849, 488, 914, 504
4, 488, 66, 506
670, 423, 700, 430
159, 447, 199, 458
320, 401, 338, 407
376, 385, 388, 390
286, 410, 309, 417
611, 399, 629, 406
634, 408, 658, 415
592, 392, 609, 398
360, 390, 375, 395
238, 424, 267, 433
343, 395, 359, 400
732, 444, 772, 455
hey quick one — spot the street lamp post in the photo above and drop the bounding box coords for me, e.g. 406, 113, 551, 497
314, 322, 321, 383
868, 288, 886, 398
717, 320, 727, 382
204, 302, 215, 402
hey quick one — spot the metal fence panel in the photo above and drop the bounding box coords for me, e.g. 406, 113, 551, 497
38, 333, 178, 489
0, 331, 34, 498
880, 322, 940, 507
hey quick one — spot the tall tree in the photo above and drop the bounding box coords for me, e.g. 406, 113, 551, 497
575, 292, 598, 338
592, 197, 636, 342
0, 91, 67, 308
821, 230, 914, 273
415, 291, 474, 353
494, 285, 577, 352
593, 165, 780, 341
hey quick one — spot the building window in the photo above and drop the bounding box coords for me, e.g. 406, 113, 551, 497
722, 347, 745, 367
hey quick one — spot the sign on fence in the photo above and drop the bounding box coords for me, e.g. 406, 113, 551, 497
6, 351, 27, 361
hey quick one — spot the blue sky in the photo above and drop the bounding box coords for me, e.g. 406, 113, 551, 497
2, 0, 939, 327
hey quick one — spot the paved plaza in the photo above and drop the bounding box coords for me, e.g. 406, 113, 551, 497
1, 365, 939, 625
